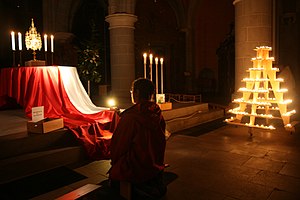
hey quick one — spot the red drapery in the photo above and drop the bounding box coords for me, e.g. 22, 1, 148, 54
0, 66, 117, 160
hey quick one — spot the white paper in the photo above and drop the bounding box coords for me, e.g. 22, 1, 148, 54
32, 106, 44, 122
156, 94, 165, 104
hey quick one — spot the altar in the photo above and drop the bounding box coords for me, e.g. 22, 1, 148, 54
0, 66, 117, 160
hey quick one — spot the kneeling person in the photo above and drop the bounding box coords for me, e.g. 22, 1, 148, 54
109, 78, 167, 199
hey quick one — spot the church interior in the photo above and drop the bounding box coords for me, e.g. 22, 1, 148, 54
0, 0, 300, 199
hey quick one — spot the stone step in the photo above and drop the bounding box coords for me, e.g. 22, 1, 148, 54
162, 103, 209, 121
166, 108, 225, 133
0, 103, 226, 186
0, 128, 78, 160
0, 146, 85, 184
55, 184, 101, 200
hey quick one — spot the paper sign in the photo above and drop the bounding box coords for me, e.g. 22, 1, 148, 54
156, 94, 165, 104
32, 106, 44, 122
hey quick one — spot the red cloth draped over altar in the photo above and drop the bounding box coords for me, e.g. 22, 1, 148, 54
0, 66, 118, 160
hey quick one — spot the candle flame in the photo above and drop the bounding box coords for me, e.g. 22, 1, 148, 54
149, 54, 153, 64
11, 31, 16, 51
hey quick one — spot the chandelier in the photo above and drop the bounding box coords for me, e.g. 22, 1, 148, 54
25, 18, 42, 60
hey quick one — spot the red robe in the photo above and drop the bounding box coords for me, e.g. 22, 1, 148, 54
109, 101, 166, 183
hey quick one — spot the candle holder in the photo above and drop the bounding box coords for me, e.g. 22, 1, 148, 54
51, 52, 54, 65
11, 31, 16, 66
12, 51, 16, 67
18, 50, 22, 66
45, 52, 48, 65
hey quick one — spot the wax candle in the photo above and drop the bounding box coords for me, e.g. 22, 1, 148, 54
50, 35, 54, 52
18, 32, 22, 50
149, 54, 153, 81
143, 53, 147, 78
44, 34, 48, 52
11, 31, 15, 51
155, 57, 159, 94
143, 53, 147, 64
149, 54, 153, 64
160, 58, 164, 94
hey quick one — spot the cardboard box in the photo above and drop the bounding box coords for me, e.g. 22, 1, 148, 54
27, 118, 64, 134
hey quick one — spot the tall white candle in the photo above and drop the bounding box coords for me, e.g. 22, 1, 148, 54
18, 32, 22, 50
160, 58, 164, 94
149, 54, 153, 81
143, 53, 147, 64
44, 34, 48, 52
155, 57, 159, 94
50, 35, 54, 52
11, 31, 15, 51
143, 53, 147, 78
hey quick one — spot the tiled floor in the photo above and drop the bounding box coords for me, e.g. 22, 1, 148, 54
31, 123, 300, 200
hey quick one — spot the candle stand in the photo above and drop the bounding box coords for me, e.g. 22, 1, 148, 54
18, 51, 22, 66
143, 52, 172, 110
12, 51, 16, 67
225, 46, 298, 134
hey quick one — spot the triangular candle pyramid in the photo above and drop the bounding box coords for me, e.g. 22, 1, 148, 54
225, 46, 296, 132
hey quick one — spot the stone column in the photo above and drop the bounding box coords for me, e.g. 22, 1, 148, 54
233, 0, 273, 93
105, 13, 137, 103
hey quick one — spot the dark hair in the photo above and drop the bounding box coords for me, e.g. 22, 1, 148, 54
132, 78, 155, 100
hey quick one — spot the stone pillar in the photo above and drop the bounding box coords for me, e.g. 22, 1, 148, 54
105, 13, 137, 102
233, 0, 273, 93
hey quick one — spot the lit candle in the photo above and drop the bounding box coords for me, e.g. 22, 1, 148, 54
155, 57, 159, 94
149, 54, 153, 81
143, 53, 147, 78
50, 35, 54, 52
149, 54, 153, 64
143, 53, 147, 64
160, 58, 164, 93
18, 32, 22, 50
44, 34, 48, 52
11, 31, 15, 51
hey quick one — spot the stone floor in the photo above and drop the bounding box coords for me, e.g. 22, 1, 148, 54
30, 123, 300, 200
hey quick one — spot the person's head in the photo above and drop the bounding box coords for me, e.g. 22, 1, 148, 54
131, 78, 155, 104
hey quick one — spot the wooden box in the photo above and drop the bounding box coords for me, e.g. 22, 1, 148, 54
27, 118, 64, 134
158, 102, 172, 111
25, 60, 46, 67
